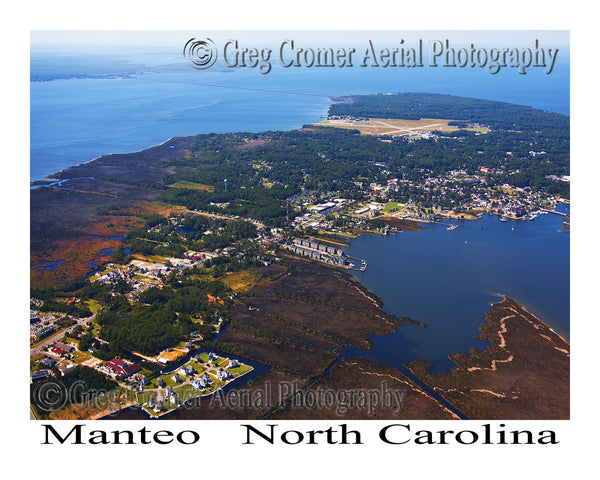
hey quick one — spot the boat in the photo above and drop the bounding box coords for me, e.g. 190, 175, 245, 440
500, 216, 508, 222
447, 224, 458, 231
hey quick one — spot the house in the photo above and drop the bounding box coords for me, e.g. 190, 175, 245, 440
171, 374, 182, 384
191, 379, 205, 391
216, 369, 231, 381
228, 358, 239, 368
184, 365, 195, 375
166, 388, 178, 405
157, 377, 165, 387
208, 352, 218, 362
38, 357, 56, 368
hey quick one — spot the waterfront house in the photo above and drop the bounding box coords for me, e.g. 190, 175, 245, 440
228, 358, 239, 368
191, 379, 205, 391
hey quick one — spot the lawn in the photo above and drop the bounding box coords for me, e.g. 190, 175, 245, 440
229, 364, 253, 377
84, 299, 103, 314
382, 201, 406, 213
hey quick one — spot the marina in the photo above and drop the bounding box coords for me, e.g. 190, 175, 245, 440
282, 238, 367, 271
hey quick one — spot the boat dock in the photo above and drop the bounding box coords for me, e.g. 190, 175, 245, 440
345, 255, 367, 272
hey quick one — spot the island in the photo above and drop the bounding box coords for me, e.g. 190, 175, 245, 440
30, 92, 569, 420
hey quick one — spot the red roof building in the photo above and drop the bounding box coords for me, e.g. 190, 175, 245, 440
103, 357, 141, 378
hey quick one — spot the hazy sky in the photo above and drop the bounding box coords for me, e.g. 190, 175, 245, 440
31, 30, 569, 48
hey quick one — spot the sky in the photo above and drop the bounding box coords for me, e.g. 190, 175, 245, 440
31, 30, 569, 49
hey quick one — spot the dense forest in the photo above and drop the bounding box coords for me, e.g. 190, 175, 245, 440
328, 92, 570, 134
94, 276, 232, 356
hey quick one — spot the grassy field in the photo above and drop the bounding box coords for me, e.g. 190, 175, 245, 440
84, 299, 103, 314
167, 181, 214, 192
220, 269, 263, 293
133, 254, 168, 264
382, 201, 406, 213
229, 364, 253, 376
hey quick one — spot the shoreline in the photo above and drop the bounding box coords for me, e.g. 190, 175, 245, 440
491, 294, 570, 346
32, 136, 180, 184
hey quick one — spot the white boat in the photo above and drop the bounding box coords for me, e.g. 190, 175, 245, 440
447, 224, 458, 231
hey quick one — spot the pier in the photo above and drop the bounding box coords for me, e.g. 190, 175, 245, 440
541, 208, 568, 217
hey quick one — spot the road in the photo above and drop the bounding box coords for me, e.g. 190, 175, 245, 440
30, 313, 96, 355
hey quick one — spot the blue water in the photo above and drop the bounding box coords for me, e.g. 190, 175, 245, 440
345, 206, 569, 373
31, 54, 569, 181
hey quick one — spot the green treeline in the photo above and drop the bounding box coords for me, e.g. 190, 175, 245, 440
328, 92, 569, 134
95, 278, 231, 356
